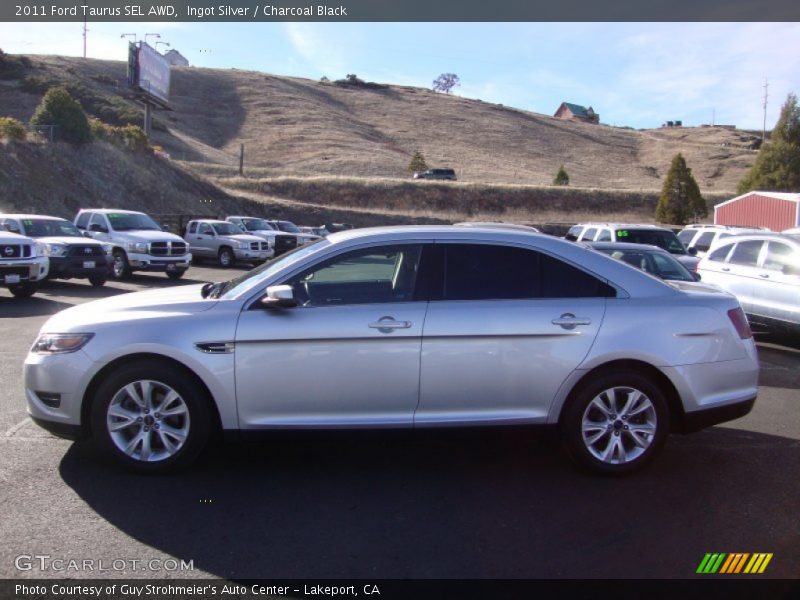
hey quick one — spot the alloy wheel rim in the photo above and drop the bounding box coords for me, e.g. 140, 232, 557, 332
581, 386, 657, 465
220, 251, 231, 266
113, 255, 125, 278
106, 379, 190, 462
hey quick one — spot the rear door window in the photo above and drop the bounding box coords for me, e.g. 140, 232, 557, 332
729, 240, 764, 267
581, 228, 597, 241
693, 232, 716, 253
763, 242, 798, 273
75, 212, 91, 230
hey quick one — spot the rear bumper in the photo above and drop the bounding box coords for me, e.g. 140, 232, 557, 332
678, 394, 756, 433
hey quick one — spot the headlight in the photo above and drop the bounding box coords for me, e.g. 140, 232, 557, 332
267, 238, 275, 249
34, 242, 46, 257
125, 242, 148, 253
42, 243, 68, 257
32, 333, 94, 355
237, 241, 251, 250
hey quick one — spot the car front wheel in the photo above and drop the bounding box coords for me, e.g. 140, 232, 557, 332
561, 370, 668, 475
91, 361, 212, 472
8, 282, 39, 298
218, 247, 234, 268
111, 250, 131, 280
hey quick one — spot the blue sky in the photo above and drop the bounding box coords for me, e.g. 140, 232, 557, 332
1, 22, 798, 130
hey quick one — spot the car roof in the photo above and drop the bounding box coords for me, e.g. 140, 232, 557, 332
78, 209, 145, 215
575, 223, 672, 231
456, 221, 540, 232
1, 213, 68, 221
587, 241, 669, 253
707, 232, 800, 245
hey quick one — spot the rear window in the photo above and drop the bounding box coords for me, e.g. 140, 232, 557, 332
729, 240, 763, 267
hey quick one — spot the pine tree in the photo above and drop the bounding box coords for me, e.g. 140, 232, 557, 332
30, 86, 91, 144
656, 153, 707, 225
408, 150, 428, 174
553, 165, 570, 186
738, 93, 800, 193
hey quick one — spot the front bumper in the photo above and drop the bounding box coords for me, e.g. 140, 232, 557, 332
0, 257, 49, 284
234, 248, 273, 261
128, 253, 192, 272
48, 255, 110, 279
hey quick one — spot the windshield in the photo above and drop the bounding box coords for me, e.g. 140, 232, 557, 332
107, 212, 161, 231
615, 229, 686, 254
21, 218, 82, 238
212, 222, 244, 236
242, 218, 274, 232
276, 221, 301, 233
207, 239, 328, 299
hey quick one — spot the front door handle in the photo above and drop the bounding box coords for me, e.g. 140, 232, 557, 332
552, 313, 592, 330
369, 317, 412, 332
722, 267, 731, 272
759, 273, 770, 278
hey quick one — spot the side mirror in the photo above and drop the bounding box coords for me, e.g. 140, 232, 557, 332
261, 285, 297, 309
89, 223, 107, 233
687, 247, 698, 256
692, 272, 702, 281
82, 231, 93, 238
162, 224, 171, 232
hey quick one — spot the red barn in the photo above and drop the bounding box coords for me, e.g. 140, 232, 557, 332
714, 191, 800, 231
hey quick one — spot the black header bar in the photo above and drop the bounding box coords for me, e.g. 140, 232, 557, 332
3, 0, 800, 22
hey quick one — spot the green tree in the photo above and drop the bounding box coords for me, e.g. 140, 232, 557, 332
553, 164, 570, 186
656, 153, 707, 225
408, 150, 428, 174
738, 93, 800, 193
30, 86, 91, 144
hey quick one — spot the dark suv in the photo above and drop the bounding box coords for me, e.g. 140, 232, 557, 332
413, 168, 457, 181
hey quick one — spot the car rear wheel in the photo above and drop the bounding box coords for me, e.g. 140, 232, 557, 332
91, 360, 212, 473
88, 275, 107, 287
218, 247, 234, 268
561, 370, 668, 475
111, 250, 131, 280
166, 269, 185, 280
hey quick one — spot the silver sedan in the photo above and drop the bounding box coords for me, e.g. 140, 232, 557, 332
24, 226, 759, 475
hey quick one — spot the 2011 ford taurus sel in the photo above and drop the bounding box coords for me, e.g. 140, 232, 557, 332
24, 226, 759, 475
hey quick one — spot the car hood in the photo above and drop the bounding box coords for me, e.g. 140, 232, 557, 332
674, 255, 701, 269
38, 236, 105, 246
112, 230, 184, 242
224, 234, 265, 243
41, 284, 217, 332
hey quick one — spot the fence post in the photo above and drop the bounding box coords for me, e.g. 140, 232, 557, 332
239, 144, 244, 176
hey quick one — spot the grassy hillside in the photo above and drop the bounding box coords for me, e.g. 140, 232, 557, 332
0, 55, 760, 194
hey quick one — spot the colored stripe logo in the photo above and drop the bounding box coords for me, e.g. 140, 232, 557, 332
697, 553, 773, 574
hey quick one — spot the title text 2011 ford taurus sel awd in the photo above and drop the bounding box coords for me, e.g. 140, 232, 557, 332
24, 226, 758, 475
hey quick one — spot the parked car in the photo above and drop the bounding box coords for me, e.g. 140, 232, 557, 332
183, 219, 273, 267
413, 168, 457, 181
677, 224, 767, 258
225, 216, 298, 256
565, 223, 700, 270
265, 220, 321, 246
298, 226, 330, 237
26, 225, 758, 475
697, 233, 800, 333
0, 230, 49, 297
588, 242, 700, 282
1, 214, 110, 287
75, 209, 191, 280
456, 221, 540, 233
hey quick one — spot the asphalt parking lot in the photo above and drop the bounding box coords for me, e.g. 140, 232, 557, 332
0, 264, 798, 579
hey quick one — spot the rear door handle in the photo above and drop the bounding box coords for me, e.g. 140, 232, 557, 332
722, 267, 731, 272
552, 313, 592, 329
369, 317, 412, 331
759, 273, 770, 278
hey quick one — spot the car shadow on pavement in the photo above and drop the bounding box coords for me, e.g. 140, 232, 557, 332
59, 426, 800, 579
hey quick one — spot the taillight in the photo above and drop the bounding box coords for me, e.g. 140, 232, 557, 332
727, 307, 752, 339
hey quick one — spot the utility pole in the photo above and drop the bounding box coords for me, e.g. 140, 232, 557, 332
82, 16, 87, 58
712, 107, 715, 126
762, 78, 769, 143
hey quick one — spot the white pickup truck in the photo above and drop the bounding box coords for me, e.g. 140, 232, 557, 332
75, 209, 192, 280
0, 229, 49, 297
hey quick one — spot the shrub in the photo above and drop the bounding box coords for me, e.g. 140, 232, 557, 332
0, 49, 31, 80
89, 117, 149, 153
553, 165, 570, 186
408, 150, 428, 174
30, 86, 91, 144
0, 117, 26, 141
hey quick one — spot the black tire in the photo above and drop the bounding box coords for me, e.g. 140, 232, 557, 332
88, 275, 107, 287
90, 360, 213, 473
166, 269, 186, 280
561, 370, 669, 476
218, 247, 235, 268
8, 282, 39, 298
111, 250, 131, 280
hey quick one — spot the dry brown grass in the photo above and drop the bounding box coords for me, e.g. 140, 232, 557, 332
1, 55, 758, 194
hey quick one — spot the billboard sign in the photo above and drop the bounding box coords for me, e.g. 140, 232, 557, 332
127, 41, 170, 104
